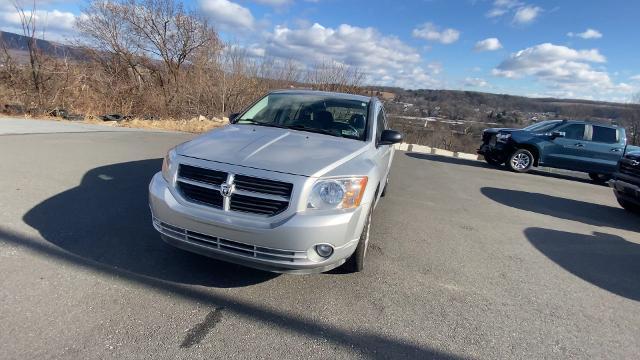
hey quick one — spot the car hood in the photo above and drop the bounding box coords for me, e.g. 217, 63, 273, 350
483, 127, 520, 134
176, 125, 369, 177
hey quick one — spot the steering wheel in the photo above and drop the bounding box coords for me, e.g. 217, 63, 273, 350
329, 122, 360, 137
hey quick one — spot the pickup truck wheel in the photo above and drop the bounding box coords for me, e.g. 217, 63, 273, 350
616, 197, 640, 214
588, 173, 611, 183
507, 149, 534, 173
342, 206, 372, 273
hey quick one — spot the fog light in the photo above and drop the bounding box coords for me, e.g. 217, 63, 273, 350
315, 244, 334, 258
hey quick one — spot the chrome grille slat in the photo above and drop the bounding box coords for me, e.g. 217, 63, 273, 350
154, 220, 306, 262
176, 164, 292, 216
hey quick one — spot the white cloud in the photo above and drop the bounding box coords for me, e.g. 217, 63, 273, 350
493, 43, 632, 99
199, 0, 255, 31
474, 37, 502, 51
250, 0, 292, 7
486, 0, 521, 17
567, 28, 603, 39
487, 1, 542, 25
263, 23, 441, 88
463, 77, 489, 88
0, 8, 77, 42
412, 22, 460, 44
630, 75, 640, 82
513, 5, 542, 24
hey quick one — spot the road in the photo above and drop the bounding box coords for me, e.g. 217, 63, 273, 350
1, 119, 639, 359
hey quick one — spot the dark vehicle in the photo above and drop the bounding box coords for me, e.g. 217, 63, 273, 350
610, 151, 640, 213
478, 120, 629, 181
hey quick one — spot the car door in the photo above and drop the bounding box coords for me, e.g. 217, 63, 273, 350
373, 105, 393, 196
582, 125, 625, 174
543, 123, 590, 170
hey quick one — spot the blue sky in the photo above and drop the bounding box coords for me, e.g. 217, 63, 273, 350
1, 0, 639, 102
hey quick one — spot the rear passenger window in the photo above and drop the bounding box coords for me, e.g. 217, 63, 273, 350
592, 126, 618, 143
559, 124, 586, 140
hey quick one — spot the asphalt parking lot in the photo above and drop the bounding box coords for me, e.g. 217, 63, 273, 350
1, 120, 639, 359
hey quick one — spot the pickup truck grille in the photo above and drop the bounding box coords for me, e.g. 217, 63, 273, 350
619, 159, 640, 178
176, 164, 293, 216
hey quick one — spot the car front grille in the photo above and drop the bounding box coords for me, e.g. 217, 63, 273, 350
176, 164, 293, 216
153, 219, 307, 263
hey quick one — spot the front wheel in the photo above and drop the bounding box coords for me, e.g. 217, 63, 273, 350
616, 196, 640, 214
341, 206, 372, 273
507, 149, 534, 173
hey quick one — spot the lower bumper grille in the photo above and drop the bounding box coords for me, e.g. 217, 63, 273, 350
153, 218, 307, 263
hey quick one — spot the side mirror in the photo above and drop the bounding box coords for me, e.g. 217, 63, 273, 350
229, 112, 240, 123
379, 129, 403, 145
551, 131, 566, 139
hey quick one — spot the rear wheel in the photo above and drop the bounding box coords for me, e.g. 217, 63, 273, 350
342, 206, 373, 273
616, 196, 640, 214
588, 173, 611, 183
507, 149, 534, 173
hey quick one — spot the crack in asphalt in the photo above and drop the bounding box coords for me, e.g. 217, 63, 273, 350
180, 308, 224, 348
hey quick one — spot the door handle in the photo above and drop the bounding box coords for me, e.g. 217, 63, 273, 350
611, 148, 622, 152
574, 143, 584, 147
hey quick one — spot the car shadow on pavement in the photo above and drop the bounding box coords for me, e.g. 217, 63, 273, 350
481, 187, 640, 233
406, 152, 600, 185
525, 228, 640, 301
0, 227, 461, 359
22, 159, 278, 288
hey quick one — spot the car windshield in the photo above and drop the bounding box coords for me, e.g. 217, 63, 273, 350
236, 93, 370, 140
523, 120, 562, 132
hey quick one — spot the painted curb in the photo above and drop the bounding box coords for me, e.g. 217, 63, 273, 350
394, 143, 479, 161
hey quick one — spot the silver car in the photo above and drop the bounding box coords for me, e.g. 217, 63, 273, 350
149, 90, 403, 273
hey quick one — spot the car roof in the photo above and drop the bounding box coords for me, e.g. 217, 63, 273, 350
269, 89, 373, 103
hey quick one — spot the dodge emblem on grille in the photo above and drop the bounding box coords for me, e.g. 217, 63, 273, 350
220, 182, 235, 197
631, 160, 640, 167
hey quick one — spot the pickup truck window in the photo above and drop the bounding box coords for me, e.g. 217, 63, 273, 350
523, 120, 562, 132
237, 94, 369, 141
592, 126, 618, 143
558, 124, 586, 140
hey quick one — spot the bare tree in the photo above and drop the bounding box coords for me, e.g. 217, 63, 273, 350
13, 0, 44, 106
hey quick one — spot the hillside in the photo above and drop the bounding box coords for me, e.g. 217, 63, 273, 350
0, 31, 86, 62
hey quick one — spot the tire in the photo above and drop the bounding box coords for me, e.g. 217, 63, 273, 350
485, 156, 502, 166
588, 173, 611, 183
616, 196, 640, 214
341, 206, 373, 273
507, 149, 534, 173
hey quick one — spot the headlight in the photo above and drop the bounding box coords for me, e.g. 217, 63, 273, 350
496, 133, 511, 142
307, 177, 368, 210
162, 148, 177, 183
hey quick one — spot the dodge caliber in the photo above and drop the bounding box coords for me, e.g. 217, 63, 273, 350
149, 90, 403, 273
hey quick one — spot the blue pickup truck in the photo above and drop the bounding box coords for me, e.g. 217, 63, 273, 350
478, 120, 640, 182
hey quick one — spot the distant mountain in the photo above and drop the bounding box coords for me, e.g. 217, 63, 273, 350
0, 31, 87, 61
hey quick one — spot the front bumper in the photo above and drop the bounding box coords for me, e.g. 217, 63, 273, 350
611, 177, 640, 206
148, 173, 366, 274
477, 142, 512, 161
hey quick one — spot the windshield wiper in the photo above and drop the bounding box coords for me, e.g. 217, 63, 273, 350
286, 125, 342, 138
238, 119, 287, 129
